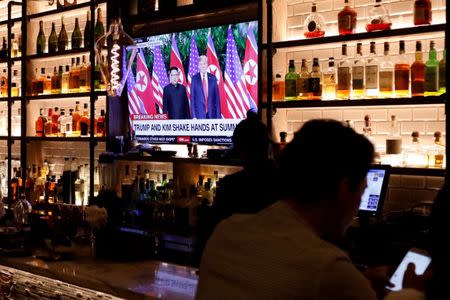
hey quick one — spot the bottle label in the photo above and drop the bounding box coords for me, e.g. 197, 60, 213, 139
337, 67, 350, 90
80, 122, 89, 136
307, 21, 317, 32
379, 71, 393, 91
365, 65, 378, 89
338, 15, 352, 30
395, 68, 410, 90
352, 66, 364, 89
425, 66, 439, 92
323, 74, 336, 85
297, 78, 309, 93
285, 79, 297, 98
308, 77, 321, 93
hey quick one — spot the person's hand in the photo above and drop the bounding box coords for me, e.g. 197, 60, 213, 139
402, 263, 432, 292
363, 266, 395, 298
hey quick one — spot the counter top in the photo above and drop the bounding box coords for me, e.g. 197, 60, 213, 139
0, 247, 198, 300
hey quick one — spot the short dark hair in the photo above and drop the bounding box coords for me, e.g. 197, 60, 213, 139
279, 119, 374, 204
169, 67, 179, 74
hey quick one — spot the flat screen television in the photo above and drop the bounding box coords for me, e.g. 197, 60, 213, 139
125, 20, 259, 145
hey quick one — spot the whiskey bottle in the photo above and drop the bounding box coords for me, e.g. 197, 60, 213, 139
379, 42, 394, 98
411, 41, 425, 97
337, 44, 351, 100
62, 64, 70, 93
58, 16, 68, 52
51, 66, 61, 94
52, 107, 60, 135
394, 40, 410, 98
48, 22, 58, 53
285, 60, 298, 100
72, 101, 81, 136
12, 108, 21, 137
309, 58, 322, 100
72, 57, 81, 92
58, 109, 66, 136
12, 69, 20, 97
79, 55, 91, 92
303, 3, 326, 38
338, 0, 357, 35
96, 109, 106, 137
439, 49, 446, 94
94, 7, 105, 43
35, 108, 46, 137
71, 17, 82, 50
79, 103, 90, 136
44, 108, 54, 137
352, 43, 365, 99
323, 57, 336, 100
272, 74, 285, 101
43, 68, 51, 95
425, 41, 439, 95
365, 42, 379, 98
11, 33, 18, 58
31, 68, 43, 96
297, 59, 310, 100
36, 20, 46, 54
67, 109, 74, 136
84, 11, 91, 48
366, 0, 391, 32
414, 0, 432, 25
0, 69, 7, 97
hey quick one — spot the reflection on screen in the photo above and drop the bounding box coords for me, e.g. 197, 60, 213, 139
359, 169, 386, 212
388, 251, 431, 291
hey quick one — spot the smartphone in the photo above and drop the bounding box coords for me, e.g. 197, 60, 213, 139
386, 247, 431, 291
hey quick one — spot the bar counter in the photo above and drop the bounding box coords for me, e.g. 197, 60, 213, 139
0, 246, 198, 300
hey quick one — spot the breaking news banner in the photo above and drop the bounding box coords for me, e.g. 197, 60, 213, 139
131, 114, 241, 145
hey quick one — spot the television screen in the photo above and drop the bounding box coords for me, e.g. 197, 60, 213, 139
126, 21, 259, 145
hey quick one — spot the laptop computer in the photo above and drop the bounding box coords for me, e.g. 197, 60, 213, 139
358, 164, 391, 218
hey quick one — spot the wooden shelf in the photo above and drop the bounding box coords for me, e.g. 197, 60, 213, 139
26, 136, 106, 142
27, 0, 106, 20
391, 167, 446, 177
27, 91, 107, 100
117, 154, 244, 167
0, 136, 21, 141
264, 24, 446, 50
265, 95, 446, 109
26, 48, 91, 60
0, 96, 21, 102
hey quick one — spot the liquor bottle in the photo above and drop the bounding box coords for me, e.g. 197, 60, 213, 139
36, 20, 46, 54
297, 59, 310, 99
309, 58, 322, 100
96, 109, 106, 137
71, 17, 82, 50
58, 109, 66, 136
365, 42, 379, 98
41, 68, 51, 95
62, 65, 70, 93
386, 115, 402, 155
338, 0, 357, 35
70, 57, 81, 92
366, 0, 391, 32
11, 167, 20, 203
58, 16, 68, 52
285, 60, 298, 100
58, 65, 64, 91
0, 69, 7, 97
84, 11, 91, 48
31, 68, 42, 96
414, 0, 432, 25
11, 33, 18, 58
94, 7, 105, 43
52, 107, 60, 135
323, 57, 336, 100
99, 55, 107, 90
17, 34, 22, 57
72, 101, 81, 136
79, 55, 91, 92
425, 41, 440, 95
379, 42, 394, 98
94, 56, 102, 90
12, 108, 21, 136
51, 66, 61, 94
62, 157, 72, 204
48, 22, 58, 53
394, 40, 410, 98
439, 49, 446, 94
12, 70, 19, 97
44, 108, 54, 137
35, 108, 46, 137
411, 41, 425, 97
404, 131, 427, 167
0, 37, 6, 59
303, 3, 326, 38
272, 74, 285, 101
352, 43, 365, 99
337, 44, 351, 100
67, 109, 74, 136
80, 103, 90, 136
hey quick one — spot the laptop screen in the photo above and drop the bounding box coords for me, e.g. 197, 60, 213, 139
359, 166, 390, 216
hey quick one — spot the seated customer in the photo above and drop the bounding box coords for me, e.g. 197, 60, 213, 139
196, 119, 378, 299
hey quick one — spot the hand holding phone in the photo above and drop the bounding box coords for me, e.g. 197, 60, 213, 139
386, 248, 431, 292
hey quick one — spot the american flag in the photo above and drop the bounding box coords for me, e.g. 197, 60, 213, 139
187, 33, 199, 101
224, 26, 251, 119
151, 45, 169, 113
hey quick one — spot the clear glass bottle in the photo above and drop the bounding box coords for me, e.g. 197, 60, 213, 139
394, 40, 410, 98
425, 40, 440, 95
352, 43, 365, 99
337, 44, 351, 100
309, 58, 322, 100
338, 0, 357, 35
365, 41, 379, 98
62, 64, 70, 93
12, 108, 21, 136
366, 0, 391, 32
297, 59, 310, 100
379, 42, 394, 98
58, 109, 66, 136
323, 57, 336, 100
303, 3, 326, 38
404, 131, 428, 167
411, 41, 425, 97
428, 131, 445, 168
439, 49, 446, 94
285, 60, 298, 100
386, 115, 402, 155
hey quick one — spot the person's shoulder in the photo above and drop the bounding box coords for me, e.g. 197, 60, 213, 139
163, 84, 171, 92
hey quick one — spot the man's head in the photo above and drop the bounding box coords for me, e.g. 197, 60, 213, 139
232, 111, 270, 163
169, 67, 180, 85
279, 119, 374, 239
199, 56, 208, 74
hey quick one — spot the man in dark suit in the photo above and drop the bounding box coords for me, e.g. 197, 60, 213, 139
162, 67, 191, 119
190, 55, 221, 119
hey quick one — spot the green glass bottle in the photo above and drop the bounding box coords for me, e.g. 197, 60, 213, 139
84, 11, 91, 48
439, 49, 446, 95
36, 20, 46, 54
58, 16, 68, 52
71, 17, 82, 50
425, 41, 440, 96
285, 60, 299, 100
48, 22, 58, 53
94, 7, 105, 43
